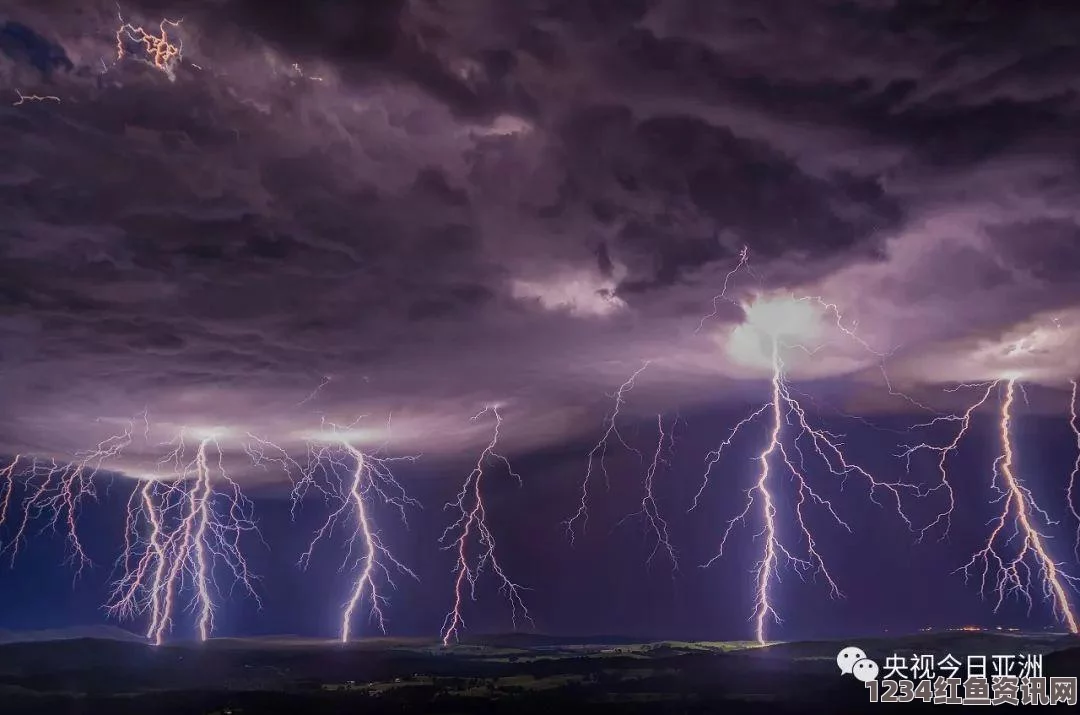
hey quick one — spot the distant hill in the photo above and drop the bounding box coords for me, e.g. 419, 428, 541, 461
461, 633, 647, 648
744, 630, 1075, 659
0, 625, 146, 645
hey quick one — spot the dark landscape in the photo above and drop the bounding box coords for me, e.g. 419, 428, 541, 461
0, 630, 1076, 714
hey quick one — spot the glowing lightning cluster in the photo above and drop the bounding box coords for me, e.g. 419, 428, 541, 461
114, 11, 184, 79
901, 379, 1080, 633
106, 428, 262, 645
1, 427, 134, 574
439, 406, 532, 645
250, 420, 420, 643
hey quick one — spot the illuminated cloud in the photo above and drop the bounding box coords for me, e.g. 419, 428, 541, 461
725, 296, 828, 369
468, 114, 534, 138
887, 308, 1080, 389
510, 270, 626, 319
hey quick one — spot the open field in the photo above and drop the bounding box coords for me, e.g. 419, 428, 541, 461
0, 630, 1076, 713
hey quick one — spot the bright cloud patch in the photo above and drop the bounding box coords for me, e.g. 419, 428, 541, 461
510, 271, 626, 318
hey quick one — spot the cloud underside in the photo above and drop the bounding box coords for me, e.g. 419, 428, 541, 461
2, 0, 1080, 472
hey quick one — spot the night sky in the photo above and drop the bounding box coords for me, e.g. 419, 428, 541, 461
2, 0, 1080, 644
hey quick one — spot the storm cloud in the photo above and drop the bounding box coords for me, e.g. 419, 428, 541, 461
3, 0, 1080, 479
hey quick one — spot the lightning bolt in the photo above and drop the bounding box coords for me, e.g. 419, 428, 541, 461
12, 90, 60, 106
293, 419, 420, 643
562, 362, 650, 543
1, 425, 134, 575
105, 428, 262, 645
929, 379, 1080, 633
439, 406, 532, 645
696, 245, 751, 334
562, 248, 756, 546
1068, 379, 1080, 561
114, 10, 184, 80
695, 335, 913, 644
898, 382, 999, 541
296, 376, 332, 407
615, 413, 679, 572
690, 250, 915, 644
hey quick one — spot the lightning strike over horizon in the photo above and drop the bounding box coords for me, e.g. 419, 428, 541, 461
562, 362, 650, 543
694, 334, 915, 644
439, 406, 532, 645
693, 251, 916, 645
903, 379, 1080, 633
105, 427, 262, 646
287, 419, 420, 643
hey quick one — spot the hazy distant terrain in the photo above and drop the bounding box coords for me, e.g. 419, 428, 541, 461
0, 625, 145, 645
0, 631, 1076, 714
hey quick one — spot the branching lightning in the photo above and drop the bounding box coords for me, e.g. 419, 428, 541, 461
0, 416, 261, 644
12, 90, 61, 106
564, 247, 753, 561
563, 362, 650, 543
898, 382, 998, 541
693, 250, 916, 644
106, 427, 262, 645
275, 419, 420, 643
696, 245, 751, 334
1, 426, 134, 574
615, 414, 679, 572
694, 337, 916, 644
903, 379, 1080, 633
439, 406, 532, 645
1068, 379, 1080, 561
114, 9, 184, 80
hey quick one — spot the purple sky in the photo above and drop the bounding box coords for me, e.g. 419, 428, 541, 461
3, 1, 1079, 475
2, 1, 1080, 639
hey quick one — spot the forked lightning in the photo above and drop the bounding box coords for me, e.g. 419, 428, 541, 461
114, 10, 184, 79
692, 250, 916, 644
282, 419, 420, 643
107, 428, 262, 645
1, 425, 134, 574
902, 379, 1080, 633
563, 362, 650, 542
615, 414, 679, 572
1068, 380, 1080, 561
440, 406, 532, 644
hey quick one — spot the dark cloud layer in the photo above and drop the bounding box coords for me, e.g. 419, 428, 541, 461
3, 0, 1080, 475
